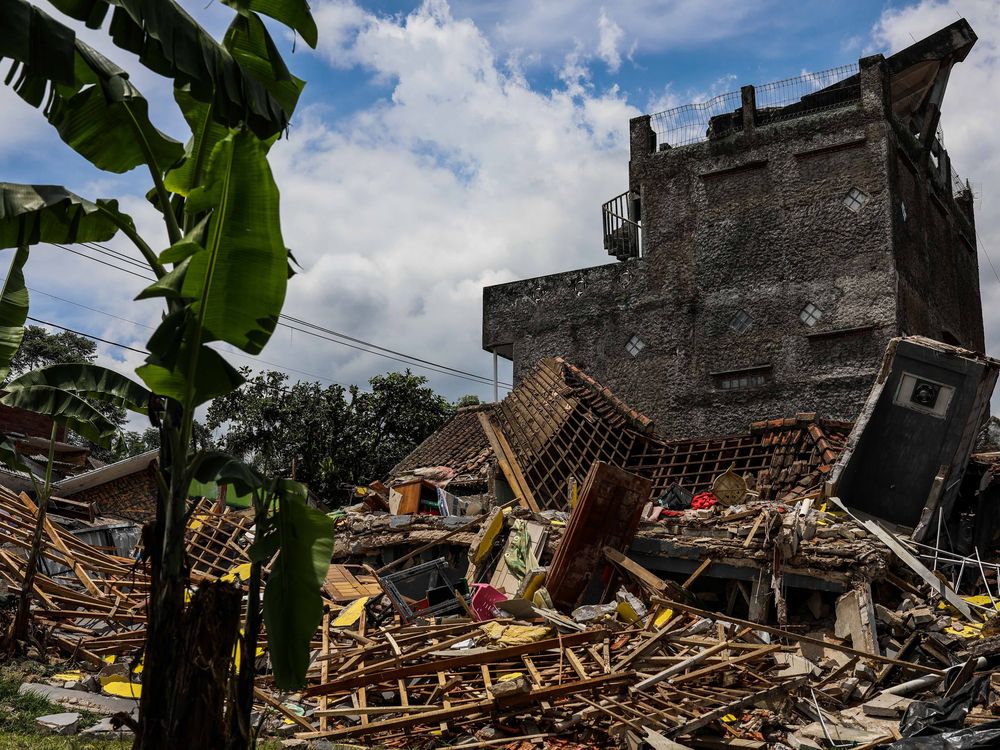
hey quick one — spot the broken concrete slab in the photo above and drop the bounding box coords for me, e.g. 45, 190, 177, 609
20, 682, 138, 715
862, 692, 914, 718
835, 585, 879, 655
36, 712, 80, 735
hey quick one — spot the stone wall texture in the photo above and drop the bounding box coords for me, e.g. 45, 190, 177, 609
483, 57, 984, 438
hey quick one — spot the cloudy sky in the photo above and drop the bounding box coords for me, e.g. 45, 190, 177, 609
3, 0, 999, 414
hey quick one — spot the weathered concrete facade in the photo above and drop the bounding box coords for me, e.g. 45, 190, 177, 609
483, 21, 983, 438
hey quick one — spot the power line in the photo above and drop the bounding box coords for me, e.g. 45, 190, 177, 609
26, 316, 147, 355
28, 287, 353, 388
49, 243, 154, 281
42, 242, 512, 390
280, 314, 513, 387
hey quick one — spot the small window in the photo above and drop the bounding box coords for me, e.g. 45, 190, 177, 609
844, 187, 870, 212
729, 309, 752, 335
712, 366, 771, 391
800, 302, 823, 327
626, 335, 646, 357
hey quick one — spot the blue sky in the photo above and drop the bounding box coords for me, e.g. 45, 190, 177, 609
3, 0, 999, 418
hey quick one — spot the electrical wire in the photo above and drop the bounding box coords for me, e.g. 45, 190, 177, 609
26, 316, 147, 355
37, 243, 511, 390
27, 287, 354, 388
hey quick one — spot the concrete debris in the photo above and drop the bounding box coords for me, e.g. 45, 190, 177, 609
35, 712, 81, 735
6, 338, 1000, 748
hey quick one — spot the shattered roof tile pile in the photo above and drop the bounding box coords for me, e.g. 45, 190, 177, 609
390, 403, 496, 487
391, 359, 852, 507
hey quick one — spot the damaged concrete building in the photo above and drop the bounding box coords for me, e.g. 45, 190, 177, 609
483, 20, 982, 438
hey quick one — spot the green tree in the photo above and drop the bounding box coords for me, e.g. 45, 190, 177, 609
9, 325, 95, 377
207, 369, 453, 505
0, 2, 331, 748
455, 393, 482, 407
7, 325, 137, 462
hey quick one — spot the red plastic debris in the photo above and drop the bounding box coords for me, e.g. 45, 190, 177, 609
691, 491, 719, 510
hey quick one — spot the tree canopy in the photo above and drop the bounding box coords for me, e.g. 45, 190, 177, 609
206, 368, 454, 505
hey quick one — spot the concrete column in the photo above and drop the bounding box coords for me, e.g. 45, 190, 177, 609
858, 54, 891, 118
740, 85, 757, 135
492, 349, 499, 403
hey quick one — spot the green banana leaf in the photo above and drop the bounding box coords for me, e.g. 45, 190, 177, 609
6, 363, 151, 414
163, 88, 231, 198
0, 184, 122, 248
48, 0, 293, 139
49, 62, 184, 174
137, 342, 245, 407
165, 14, 303, 197
223, 0, 318, 49
225, 12, 306, 115
0, 385, 118, 446
254, 480, 334, 688
183, 132, 287, 355
0, 246, 30, 383
1, 3, 183, 174
191, 449, 263, 497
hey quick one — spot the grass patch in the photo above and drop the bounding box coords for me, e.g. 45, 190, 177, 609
0, 735, 131, 749
0, 674, 100, 736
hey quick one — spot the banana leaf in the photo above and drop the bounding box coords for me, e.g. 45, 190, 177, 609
0, 184, 123, 248
0, 246, 30, 383
223, 0, 318, 49
1, 3, 183, 174
6, 363, 151, 414
183, 132, 287, 355
0, 385, 118, 446
165, 14, 303, 196
254, 480, 334, 687
48, 0, 294, 138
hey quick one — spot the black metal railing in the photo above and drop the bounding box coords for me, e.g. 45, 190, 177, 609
603, 191, 641, 260
648, 63, 860, 150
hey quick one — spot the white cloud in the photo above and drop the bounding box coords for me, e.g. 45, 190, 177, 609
267, 0, 643, 398
596, 8, 625, 72
449, 0, 772, 67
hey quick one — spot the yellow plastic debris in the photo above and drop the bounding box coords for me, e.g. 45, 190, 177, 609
100, 674, 141, 699
332, 596, 370, 628
721, 714, 738, 723
653, 607, 673, 628
53, 671, 83, 682
102, 655, 116, 664
220, 562, 253, 583
497, 672, 524, 683
519, 570, 546, 602
471, 511, 505, 564
480, 622, 550, 645
616, 598, 642, 624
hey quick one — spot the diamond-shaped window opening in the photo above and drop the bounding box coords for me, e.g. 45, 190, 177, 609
626, 335, 646, 357
800, 302, 823, 327
729, 309, 752, 335
844, 187, 870, 213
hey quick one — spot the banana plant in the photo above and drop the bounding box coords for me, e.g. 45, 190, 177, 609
0, 2, 331, 747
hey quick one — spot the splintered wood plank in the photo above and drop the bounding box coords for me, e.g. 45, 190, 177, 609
478, 412, 539, 511
320, 611, 330, 733
546, 462, 652, 610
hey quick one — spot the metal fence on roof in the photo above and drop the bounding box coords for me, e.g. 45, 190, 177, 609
648, 63, 861, 150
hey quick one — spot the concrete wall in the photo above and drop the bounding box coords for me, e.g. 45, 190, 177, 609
483, 57, 983, 438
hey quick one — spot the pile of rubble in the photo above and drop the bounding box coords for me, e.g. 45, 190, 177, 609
5, 336, 1000, 748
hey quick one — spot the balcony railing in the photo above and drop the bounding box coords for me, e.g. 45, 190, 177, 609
603, 191, 641, 260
